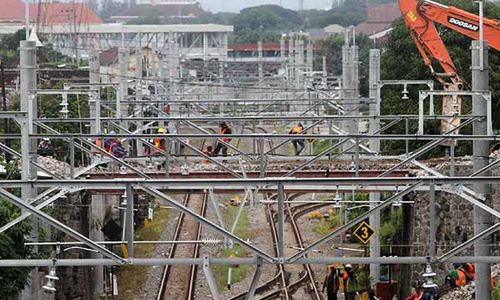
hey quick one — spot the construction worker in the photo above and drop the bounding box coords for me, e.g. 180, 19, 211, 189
103, 131, 116, 153
404, 281, 424, 300
289, 123, 305, 156
212, 122, 231, 156
445, 267, 467, 287
154, 127, 168, 155
322, 265, 340, 300
110, 139, 127, 158
462, 263, 476, 282
342, 264, 358, 300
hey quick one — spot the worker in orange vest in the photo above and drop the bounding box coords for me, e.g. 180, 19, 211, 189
289, 123, 305, 155
462, 263, 476, 282
154, 127, 168, 155
212, 122, 232, 156
446, 267, 467, 287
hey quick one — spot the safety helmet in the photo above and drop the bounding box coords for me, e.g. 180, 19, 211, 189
158, 128, 166, 134
345, 264, 352, 269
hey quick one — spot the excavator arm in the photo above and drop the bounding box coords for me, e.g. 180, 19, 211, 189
398, 0, 500, 141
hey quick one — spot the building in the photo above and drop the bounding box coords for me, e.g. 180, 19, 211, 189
42, 24, 232, 61
355, 3, 401, 40
0, 0, 102, 25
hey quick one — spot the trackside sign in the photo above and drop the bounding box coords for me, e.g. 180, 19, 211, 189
447, 16, 479, 32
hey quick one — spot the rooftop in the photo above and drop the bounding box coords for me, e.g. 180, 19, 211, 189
0, 0, 102, 25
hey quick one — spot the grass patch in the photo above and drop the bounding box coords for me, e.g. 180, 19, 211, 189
312, 210, 341, 236
115, 207, 170, 299
213, 202, 252, 291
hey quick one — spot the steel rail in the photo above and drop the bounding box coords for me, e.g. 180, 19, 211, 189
187, 193, 208, 300
157, 194, 191, 300
266, 201, 291, 300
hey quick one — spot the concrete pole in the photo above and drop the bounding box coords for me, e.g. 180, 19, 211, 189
90, 195, 105, 298
471, 40, 491, 300
288, 38, 294, 85
322, 56, 327, 88
295, 39, 303, 89
118, 47, 129, 151
341, 32, 352, 153
135, 41, 144, 157
118, 47, 128, 119
368, 49, 381, 286
258, 41, 263, 87
19, 40, 39, 300
306, 41, 313, 88
89, 49, 100, 162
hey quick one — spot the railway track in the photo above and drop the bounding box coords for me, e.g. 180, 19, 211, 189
227, 194, 328, 300
156, 193, 208, 300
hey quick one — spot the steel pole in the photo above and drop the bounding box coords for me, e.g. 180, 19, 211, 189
368, 50, 381, 286
19, 40, 38, 300
471, 40, 491, 300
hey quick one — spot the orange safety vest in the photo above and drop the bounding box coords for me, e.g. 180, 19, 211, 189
94, 139, 103, 156
464, 263, 476, 281
291, 127, 303, 134
456, 269, 467, 287
154, 138, 166, 153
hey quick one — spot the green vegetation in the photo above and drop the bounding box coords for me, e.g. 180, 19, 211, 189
0, 159, 32, 299
213, 202, 252, 291
115, 207, 169, 299
492, 285, 500, 300
313, 210, 341, 236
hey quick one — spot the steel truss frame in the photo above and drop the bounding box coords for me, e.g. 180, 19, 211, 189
0, 177, 499, 267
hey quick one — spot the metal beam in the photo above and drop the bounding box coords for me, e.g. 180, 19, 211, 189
245, 258, 263, 300
203, 256, 220, 300
0, 188, 125, 263
3, 256, 500, 267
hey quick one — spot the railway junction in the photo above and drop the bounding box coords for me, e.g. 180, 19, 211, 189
1, 1, 500, 300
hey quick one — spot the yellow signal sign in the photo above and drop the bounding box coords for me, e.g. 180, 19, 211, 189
353, 221, 376, 245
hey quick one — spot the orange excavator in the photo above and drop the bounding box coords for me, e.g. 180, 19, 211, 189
398, 0, 500, 139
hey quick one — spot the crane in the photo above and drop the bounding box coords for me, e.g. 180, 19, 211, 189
398, 0, 500, 139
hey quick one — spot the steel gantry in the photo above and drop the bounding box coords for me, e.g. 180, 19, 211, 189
2, 34, 500, 300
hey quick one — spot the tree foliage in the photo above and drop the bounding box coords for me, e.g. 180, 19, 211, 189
300, 0, 367, 29
233, 5, 303, 33
0, 159, 32, 299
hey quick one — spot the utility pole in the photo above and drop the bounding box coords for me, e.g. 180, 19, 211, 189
19, 40, 38, 300
368, 49, 381, 287
0, 60, 10, 161
472, 40, 491, 300
342, 27, 359, 153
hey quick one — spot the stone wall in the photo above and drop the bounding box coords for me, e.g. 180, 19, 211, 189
408, 165, 500, 282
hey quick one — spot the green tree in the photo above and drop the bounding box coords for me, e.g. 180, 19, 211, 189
233, 5, 303, 33
0, 159, 32, 299
301, 0, 367, 29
